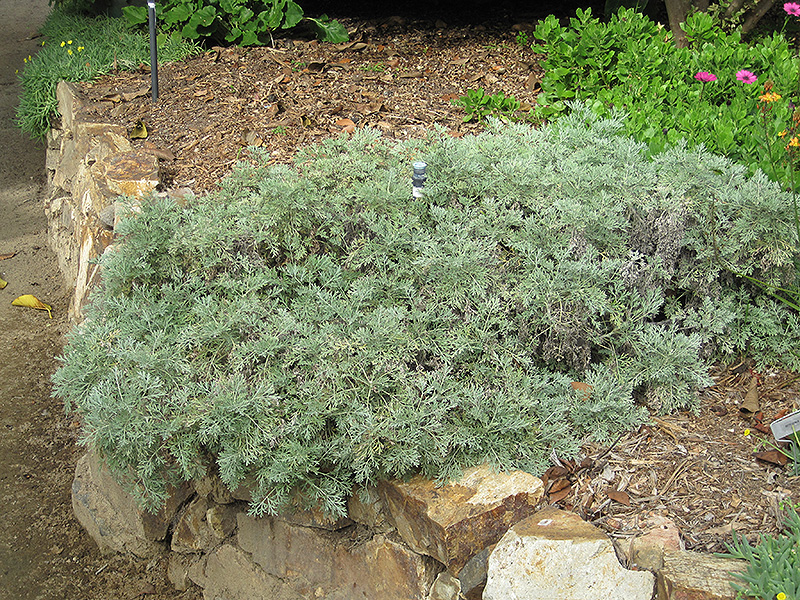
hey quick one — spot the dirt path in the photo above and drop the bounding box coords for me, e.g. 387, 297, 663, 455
0, 2, 78, 597
0, 2, 197, 598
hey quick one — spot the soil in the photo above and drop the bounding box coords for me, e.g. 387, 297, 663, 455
0, 1, 798, 598
76, 9, 551, 192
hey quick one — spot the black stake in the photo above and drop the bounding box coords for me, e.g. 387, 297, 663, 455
148, 0, 158, 102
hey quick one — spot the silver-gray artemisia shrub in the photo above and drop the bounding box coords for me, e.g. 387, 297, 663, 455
53, 105, 800, 516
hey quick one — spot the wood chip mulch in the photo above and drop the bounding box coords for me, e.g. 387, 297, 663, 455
74, 16, 543, 193
544, 363, 799, 553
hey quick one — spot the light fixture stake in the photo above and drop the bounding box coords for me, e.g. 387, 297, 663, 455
148, 0, 159, 102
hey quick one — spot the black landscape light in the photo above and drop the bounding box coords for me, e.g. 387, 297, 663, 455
412, 161, 427, 198
148, 0, 159, 102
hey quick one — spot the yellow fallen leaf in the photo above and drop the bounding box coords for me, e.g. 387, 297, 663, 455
0, 276, 6, 289
130, 120, 148, 139
12, 294, 52, 318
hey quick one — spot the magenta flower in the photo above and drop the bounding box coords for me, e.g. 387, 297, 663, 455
785, 2, 800, 16
694, 71, 717, 83
736, 70, 758, 84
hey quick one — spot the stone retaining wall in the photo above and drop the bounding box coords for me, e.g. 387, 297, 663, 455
45, 80, 748, 600
46, 80, 159, 323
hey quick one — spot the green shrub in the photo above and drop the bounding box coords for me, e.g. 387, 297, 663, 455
54, 107, 800, 516
16, 7, 201, 139
121, 0, 348, 45
534, 8, 798, 187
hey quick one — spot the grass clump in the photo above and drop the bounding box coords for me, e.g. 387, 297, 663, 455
15, 6, 201, 139
54, 106, 800, 516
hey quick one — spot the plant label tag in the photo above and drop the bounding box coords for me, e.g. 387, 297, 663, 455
770, 409, 800, 442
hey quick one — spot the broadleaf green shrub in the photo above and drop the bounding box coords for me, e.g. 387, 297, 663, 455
534, 8, 798, 187
122, 0, 348, 45
54, 106, 800, 515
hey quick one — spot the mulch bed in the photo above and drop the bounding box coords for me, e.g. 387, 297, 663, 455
76, 16, 543, 192
552, 363, 799, 553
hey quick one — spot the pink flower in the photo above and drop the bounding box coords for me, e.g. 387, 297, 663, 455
736, 70, 758, 84
694, 71, 717, 83
785, 2, 800, 16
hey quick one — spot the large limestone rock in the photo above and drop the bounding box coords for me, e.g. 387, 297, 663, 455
71, 452, 191, 558
193, 471, 236, 505
457, 544, 494, 600
429, 571, 462, 600
657, 550, 747, 600
71, 226, 114, 320
48, 81, 160, 323
483, 507, 655, 600
188, 543, 304, 600
167, 553, 200, 592
275, 504, 353, 531
52, 119, 131, 198
347, 485, 394, 533
237, 512, 441, 599
90, 149, 159, 206
45, 116, 131, 291
55, 80, 84, 131
380, 464, 543, 575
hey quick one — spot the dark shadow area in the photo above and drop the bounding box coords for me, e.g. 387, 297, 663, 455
300, 0, 606, 25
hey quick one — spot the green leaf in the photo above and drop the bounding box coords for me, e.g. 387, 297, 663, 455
240, 28, 262, 46
181, 5, 217, 38
264, 1, 285, 29
306, 16, 349, 43
121, 5, 148, 25
225, 27, 242, 43
230, 7, 255, 25
181, 22, 200, 38
282, 1, 304, 29
195, 5, 217, 27
164, 3, 193, 26
219, 0, 243, 13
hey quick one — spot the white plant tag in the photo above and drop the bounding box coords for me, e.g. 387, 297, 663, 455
770, 409, 800, 442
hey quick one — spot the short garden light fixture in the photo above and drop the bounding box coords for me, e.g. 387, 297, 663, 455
148, 0, 159, 102
412, 161, 427, 198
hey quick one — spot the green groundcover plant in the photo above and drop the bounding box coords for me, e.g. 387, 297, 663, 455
54, 107, 800, 516
720, 507, 800, 600
533, 7, 798, 188
451, 88, 522, 123
15, 6, 201, 139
